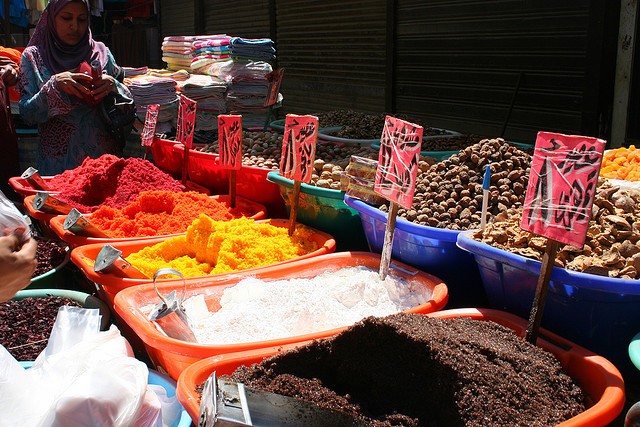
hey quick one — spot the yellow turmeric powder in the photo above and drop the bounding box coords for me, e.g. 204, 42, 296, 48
126, 215, 319, 278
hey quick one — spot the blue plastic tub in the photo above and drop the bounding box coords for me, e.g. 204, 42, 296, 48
20, 361, 191, 427
344, 195, 486, 308
457, 230, 640, 381
267, 172, 369, 251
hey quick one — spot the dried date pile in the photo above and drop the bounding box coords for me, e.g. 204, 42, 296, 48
34, 238, 67, 278
473, 179, 640, 279
381, 138, 532, 230
315, 109, 451, 139
0, 296, 81, 360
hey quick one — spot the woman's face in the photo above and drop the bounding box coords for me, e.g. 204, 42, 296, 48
54, 1, 89, 46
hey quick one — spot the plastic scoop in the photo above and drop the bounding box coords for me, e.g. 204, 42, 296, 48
198, 371, 366, 427
147, 268, 197, 343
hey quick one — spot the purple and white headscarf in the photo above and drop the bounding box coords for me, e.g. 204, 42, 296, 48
26, 0, 109, 74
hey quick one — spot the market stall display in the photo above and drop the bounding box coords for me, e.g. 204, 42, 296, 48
113, 251, 448, 380
176, 308, 625, 426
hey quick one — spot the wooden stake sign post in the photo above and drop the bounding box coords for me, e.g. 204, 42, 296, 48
140, 103, 160, 160
176, 94, 197, 186
520, 131, 605, 343
279, 114, 318, 236
218, 114, 243, 208
374, 116, 423, 280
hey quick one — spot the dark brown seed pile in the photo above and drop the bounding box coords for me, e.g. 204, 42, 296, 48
0, 296, 81, 360
33, 239, 67, 278
379, 138, 532, 230
216, 313, 585, 427
421, 134, 487, 151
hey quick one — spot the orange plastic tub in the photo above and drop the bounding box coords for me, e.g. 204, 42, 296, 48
23, 194, 60, 238
113, 251, 448, 380
48, 195, 268, 248
9, 176, 59, 198
176, 308, 625, 427
70, 219, 337, 305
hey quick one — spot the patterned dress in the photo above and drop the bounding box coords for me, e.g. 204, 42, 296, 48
18, 47, 132, 176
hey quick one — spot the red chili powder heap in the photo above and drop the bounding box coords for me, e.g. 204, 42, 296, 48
48, 155, 186, 212
90, 190, 259, 237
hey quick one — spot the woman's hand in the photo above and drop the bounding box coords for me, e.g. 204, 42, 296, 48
0, 235, 37, 303
1, 64, 17, 86
55, 71, 93, 99
90, 74, 117, 102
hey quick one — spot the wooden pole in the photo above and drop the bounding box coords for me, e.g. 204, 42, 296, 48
526, 238, 560, 343
288, 180, 301, 236
228, 170, 237, 208
379, 202, 399, 280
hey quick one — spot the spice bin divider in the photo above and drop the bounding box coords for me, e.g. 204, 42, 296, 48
48, 194, 268, 248
8, 176, 59, 198
69, 219, 337, 306
175, 307, 625, 427
113, 251, 449, 381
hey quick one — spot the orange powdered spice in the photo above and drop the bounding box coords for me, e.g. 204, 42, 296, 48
89, 190, 257, 237
126, 215, 319, 278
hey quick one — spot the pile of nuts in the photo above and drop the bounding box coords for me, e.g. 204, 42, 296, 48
472, 179, 640, 279
315, 110, 453, 140
421, 134, 486, 152
378, 138, 532, 230
194, 130, 378, 189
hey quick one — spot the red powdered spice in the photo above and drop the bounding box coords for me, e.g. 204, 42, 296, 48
90, 190, 258, 237
48, 155, 186, 212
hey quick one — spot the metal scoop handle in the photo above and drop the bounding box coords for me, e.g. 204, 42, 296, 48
153, 267, 186, 306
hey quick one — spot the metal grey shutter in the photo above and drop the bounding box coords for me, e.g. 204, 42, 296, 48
394, 1, 594, 143
203, 0, 271, 38
159, 0, 196, 38
275, 0, 387, 115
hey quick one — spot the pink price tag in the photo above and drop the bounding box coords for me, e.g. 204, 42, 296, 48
218, 115, 243, 170
374, 116, 423, 209
520, 131, 606, 247
264, 68, 285, 107
176, 95, 197, 149
140, 104, 159, 147
280, 114, 318, 182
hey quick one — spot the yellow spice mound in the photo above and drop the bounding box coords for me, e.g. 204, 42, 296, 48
126, 215, 319, 278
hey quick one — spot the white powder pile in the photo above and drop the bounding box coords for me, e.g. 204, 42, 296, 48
182, 266, 432, 344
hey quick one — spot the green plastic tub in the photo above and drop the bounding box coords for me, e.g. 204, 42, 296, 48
27, 238, 71, 290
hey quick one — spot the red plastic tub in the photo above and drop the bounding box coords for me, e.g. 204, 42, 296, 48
70, 219, 337, 306
176, 308, 626, 427
114, 251, 448, 380
48, 194, 268, 248
150, 137, 184, 177
9, 176, 59, 198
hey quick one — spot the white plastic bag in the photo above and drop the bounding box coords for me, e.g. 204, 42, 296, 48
0, 189, 30, 241
0, 307, 179, 427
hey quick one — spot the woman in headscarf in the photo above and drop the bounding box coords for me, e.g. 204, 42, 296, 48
18, 0, 133, 175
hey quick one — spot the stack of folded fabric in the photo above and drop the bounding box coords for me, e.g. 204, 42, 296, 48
125, 74, 180, 134
190, 35, 232, 75
229, 37, 276, 62
162, 36, 196, 71
179, 74, 228, 131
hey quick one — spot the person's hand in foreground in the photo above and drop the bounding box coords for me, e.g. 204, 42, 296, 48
1, 63, 17, 86
0, 233, 37, 302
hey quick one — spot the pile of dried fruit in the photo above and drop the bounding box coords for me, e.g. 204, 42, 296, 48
380, 138, 532, 230
472, 179, 640, 279
33, 238, 67, 278
0, 296, 81, 360
600, 145, 640, 181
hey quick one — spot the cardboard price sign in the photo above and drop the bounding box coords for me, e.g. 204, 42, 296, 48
279, 114, 318, 183
140, 104, 160, 147
218, 115, 243, 170
264, 68, 284, 108
176, 95, 197, 149
520, 131, 606, 248
374, 116, 423, 209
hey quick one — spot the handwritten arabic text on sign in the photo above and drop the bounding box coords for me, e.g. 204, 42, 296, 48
140, 104, 159, 147
520, 131, 606, 247
218, 115, 243, 170
280, 114, 318, 183
374, 116, 423, 209
176, 95, 197, 149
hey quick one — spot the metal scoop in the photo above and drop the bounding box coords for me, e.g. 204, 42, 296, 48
33, 191, 74, 214
198, 372, 365, 427
63, 208, 110, 237
94, 244, 148, 279
147, 268, 198, 343
21, 167, 50, 191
